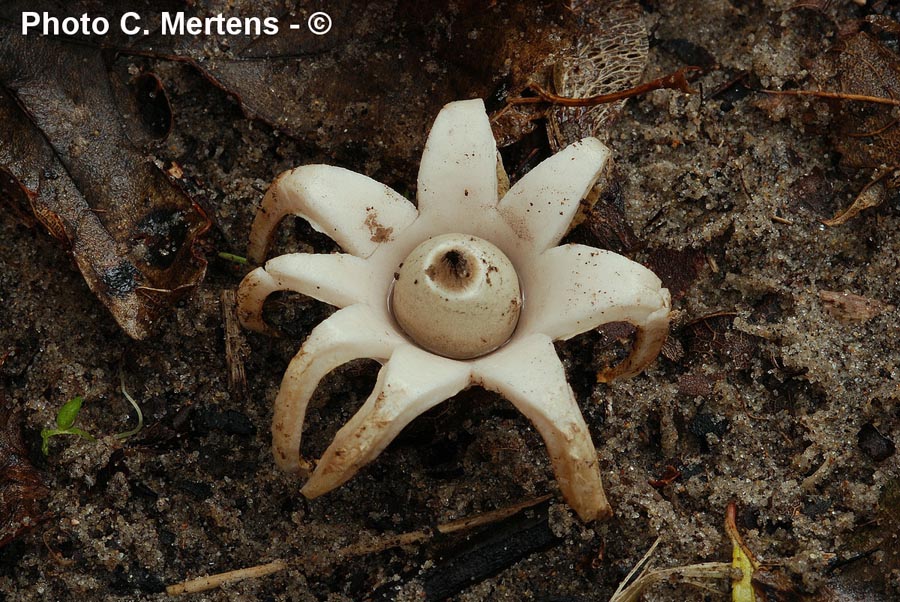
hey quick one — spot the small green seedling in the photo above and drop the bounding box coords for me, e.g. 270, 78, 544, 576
218, 251, 248, 265
40, 396, 96, 455
40, 373, 144, 456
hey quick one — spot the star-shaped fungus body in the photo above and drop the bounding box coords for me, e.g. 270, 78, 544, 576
237, 99, 671, 521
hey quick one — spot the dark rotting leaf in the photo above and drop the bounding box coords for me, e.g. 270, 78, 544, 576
135, 208, 191, 270
0, 166, 37, 227
683, 313, 762, 371
134, 73, 173, 139
0, 22, 207, 339
645, 246, 707, 301
0, 396, 50, 549
100, 262, 141, 298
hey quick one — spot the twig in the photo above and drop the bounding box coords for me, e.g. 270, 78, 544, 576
758, 88, 900, 107
166, 560, 288, 595
220, 290, 250, 404
166, 494, 551, 595
509, 67, 702, 107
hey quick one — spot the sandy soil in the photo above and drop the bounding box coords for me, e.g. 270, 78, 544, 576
1, 1, 898, 601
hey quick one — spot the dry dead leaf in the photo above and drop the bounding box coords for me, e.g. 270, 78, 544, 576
547, 0, 648, 150
819, 289, 894, 321
822, 31, 900, 224
0, 23, 207, 339
0, 395, 49, 548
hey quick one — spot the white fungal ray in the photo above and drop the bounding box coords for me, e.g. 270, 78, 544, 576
237, 253, 380, 334
497, 138, 611, 253
472, 333, 610, 521
270, 304, 406, 474
415, 99, 500, 230
237, 98, 671, 521
248, 164, 418, 264
519, 244, 671, 381
302, 345, 471, 498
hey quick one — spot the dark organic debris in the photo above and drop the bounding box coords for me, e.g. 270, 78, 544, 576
0, 21, 207, 340
819, 289, 894, 322
689, 411, 729, 452
191, 407, 256, 437
0, 396, 49, 548
676, 371, 721, 398
857, 423, 895, 462
369, 509, 558, 602
682, 313, 763, 371
777, 30, 900, 225
645, 246, 707, 301
136, 1, 586, 188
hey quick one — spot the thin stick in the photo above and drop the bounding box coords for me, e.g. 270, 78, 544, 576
438, 493, 551, 535
611, 537, 661, 599
166, 560, 288, 595
509, 67, 702, 107
758, 88, 900, 107
166, 494, 552, 595
610, 562, 732, 602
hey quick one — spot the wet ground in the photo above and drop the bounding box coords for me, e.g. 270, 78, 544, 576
1, 1, 899, 600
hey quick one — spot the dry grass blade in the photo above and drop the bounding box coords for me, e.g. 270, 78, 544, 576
610, 561, 732, 602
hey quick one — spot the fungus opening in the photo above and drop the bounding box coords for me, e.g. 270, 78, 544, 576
391, 233, 522, 359
425, 248, 475, 292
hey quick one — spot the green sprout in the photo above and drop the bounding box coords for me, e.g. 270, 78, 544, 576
40, 396, 96, 455
218, 251, 248, 265
40, 371, 144, 456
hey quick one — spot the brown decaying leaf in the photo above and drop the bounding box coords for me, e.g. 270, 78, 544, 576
0, 394, 49, 548
0, 26, 207, 340
824, 31, 900, 224
818, 289, 894, 321
831, 32, 900, 169
645, 247, 707, 302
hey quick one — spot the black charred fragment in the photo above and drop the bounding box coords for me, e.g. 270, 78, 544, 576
689, 411, 729, 452
369, 509, 558, 601
100, 261, 140, 298
857, 423, 896, 462
421, 514, 557, 601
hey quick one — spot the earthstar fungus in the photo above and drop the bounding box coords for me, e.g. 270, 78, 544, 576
237, 99, 670, 521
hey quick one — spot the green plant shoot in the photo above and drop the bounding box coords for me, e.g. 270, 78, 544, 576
41, 396, 96, 455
